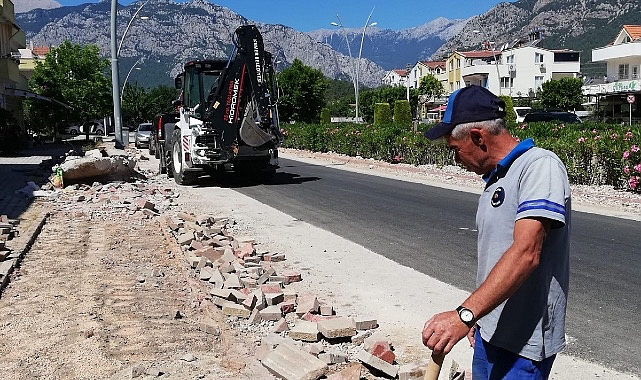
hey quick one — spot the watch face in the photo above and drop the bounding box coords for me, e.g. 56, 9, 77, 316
460, 309, 474, 322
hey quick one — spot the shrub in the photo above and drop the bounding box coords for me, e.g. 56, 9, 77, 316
320, 108, 331, 124
374, 103, 392, 126
393, 100, 412, 128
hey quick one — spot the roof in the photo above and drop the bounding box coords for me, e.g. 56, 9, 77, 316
457, 50, 501, 59
393, 69, 408, 77
623, 25, 641, 40
419, 60, 445, 69
32, 46, 50, 57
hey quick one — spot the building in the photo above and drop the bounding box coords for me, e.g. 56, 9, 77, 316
381, 69, 408, 87
0, 0, 27, 127
408, 60, 446, 89
18, 43, 49, 80
582, 25, 641, 123
445, 45, 580, 98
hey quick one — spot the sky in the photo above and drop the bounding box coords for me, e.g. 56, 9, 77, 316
53, 0, 512, 32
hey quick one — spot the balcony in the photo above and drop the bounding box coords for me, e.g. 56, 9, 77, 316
593, 42, 641, 62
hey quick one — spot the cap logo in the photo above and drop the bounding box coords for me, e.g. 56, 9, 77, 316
491, 187, 505, 207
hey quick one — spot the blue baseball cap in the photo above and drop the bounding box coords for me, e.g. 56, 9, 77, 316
424, 85, 506, 140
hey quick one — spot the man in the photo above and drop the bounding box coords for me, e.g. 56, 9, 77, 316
421, 85, 571, 380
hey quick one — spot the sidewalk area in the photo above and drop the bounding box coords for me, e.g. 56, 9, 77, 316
0, 141, 74, 219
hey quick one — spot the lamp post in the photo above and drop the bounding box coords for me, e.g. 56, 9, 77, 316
121, 59, 142, 103
331, 7, 376, 123
110, 0, 149, 149
405, 63, 411, 101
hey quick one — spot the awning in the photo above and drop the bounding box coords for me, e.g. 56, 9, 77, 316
429, 105, 447, 112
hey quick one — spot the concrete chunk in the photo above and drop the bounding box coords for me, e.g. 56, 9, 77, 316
260, 305, 283, 321
355, 349, 398, 378
261, 342, 327, 380
289, 320, 320, 342
222, 302, 251, 318
317, 317, 357, 339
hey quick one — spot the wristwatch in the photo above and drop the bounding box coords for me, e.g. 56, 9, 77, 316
456, 306, 476, 328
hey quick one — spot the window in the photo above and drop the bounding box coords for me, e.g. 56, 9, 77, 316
534, 76, 544, 91
618, 64, 630, 80
535, 53, 544, 64
506, 55, 514, 64
456, 58, 461, 68
450, 60, 454, 70
633, 66, 639, 80
500, 77, 513, 88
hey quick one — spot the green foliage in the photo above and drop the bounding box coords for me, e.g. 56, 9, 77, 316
323, 79, 356, 117
360, 86, 418, 122
539, 77, 583, 110
280, 119, 641, 192
121, 83, 178, 126
501, 95, 516, 124
417, 74, 445, 100
393, 100, 412, 128
26, 41, 112, 135
374, 103, 392, 126
277, 59, 330, 123
320, 108, 331, 124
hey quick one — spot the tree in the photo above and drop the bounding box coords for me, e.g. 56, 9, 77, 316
374, 103, 392, 125
121, 83, 178, 126
26, 41, 112, 135
277, 59, 330, 123
417, 74, 445, 101
500, 95, 516, 124
360, 86, 418, 122
539, 77, 584, 110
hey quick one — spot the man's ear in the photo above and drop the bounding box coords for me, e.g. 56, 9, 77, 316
470, 129, 483, 146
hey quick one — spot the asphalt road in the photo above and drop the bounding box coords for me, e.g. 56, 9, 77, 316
216, 157, 640, 376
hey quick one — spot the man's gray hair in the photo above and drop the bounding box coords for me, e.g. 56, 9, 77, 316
450, 118, 506, 140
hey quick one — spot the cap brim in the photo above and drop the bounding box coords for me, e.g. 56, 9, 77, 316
423, 122, 454, 140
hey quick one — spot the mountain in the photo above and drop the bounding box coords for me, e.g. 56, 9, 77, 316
307, 17, 468, 70
13, 0, 61, 13
434, 0, 641, 79
16, 0, 388, 88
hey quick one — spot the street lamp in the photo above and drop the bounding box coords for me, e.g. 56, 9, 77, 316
121, 58, 142, 103
331, 7, 376, 123
406, 63, 411, 101
110, 0, 149, 149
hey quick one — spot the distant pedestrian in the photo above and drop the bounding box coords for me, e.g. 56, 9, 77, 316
421, 85, 571, 380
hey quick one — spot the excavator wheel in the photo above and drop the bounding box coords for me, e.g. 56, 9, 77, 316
171, 129, 196, 185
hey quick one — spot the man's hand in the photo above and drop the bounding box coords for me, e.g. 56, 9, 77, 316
422, 310, 471, 356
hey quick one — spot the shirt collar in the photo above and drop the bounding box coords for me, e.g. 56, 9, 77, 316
482, 138, 535, 185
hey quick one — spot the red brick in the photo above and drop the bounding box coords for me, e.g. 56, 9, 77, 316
370, 342, 395, 364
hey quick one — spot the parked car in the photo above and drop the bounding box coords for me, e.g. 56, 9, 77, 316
134, 122, 153, 148
523, 111, 582, 124
62, 120, 105, 136
513, 106, 532, 123
63, 124, 81, 135
149, 113, 179, 161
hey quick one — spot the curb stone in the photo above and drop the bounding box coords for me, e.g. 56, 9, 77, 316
0, 210, 50, 296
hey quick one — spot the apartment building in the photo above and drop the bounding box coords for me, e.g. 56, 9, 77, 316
0, 0, 27, 126
583, 25, 641, 123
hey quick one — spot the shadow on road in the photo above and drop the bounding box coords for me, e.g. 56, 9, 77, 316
189, 170, 321, 189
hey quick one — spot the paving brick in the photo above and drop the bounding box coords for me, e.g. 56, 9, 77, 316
210, 288, 233, 300
248, 308, 262, 324
259, 305, 283, 321
176, 232, 195, 246
351, 330, 373, 346
223, 273, 242, 289
353, 317, 378, 330
280, 300, 296, 314
261, 342, 328, 380
260, 283, 284, 294
317, 317, 357, 339
199, 266, 215, 281
289, 320, 320, 342
195, 246, 223, 263
355, 349, 399, 378
265, 292, 285, 306
283, 289, 297, 303
370, 341, 395, 364
296, 296, 320, 317
273, 318, 289, 333
319, 305, 334, 316
222, 302, 251, 318
281, 270, 302, 283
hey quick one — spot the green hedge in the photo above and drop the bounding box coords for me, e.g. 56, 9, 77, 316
281, 120, 641, 192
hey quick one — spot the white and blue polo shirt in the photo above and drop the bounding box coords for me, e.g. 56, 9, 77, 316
476, 138, 571, 361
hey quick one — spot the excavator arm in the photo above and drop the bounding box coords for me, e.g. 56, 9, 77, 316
206, 25, 281, 153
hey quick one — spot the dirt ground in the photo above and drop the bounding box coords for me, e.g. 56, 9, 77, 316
0, 165, 272, 379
